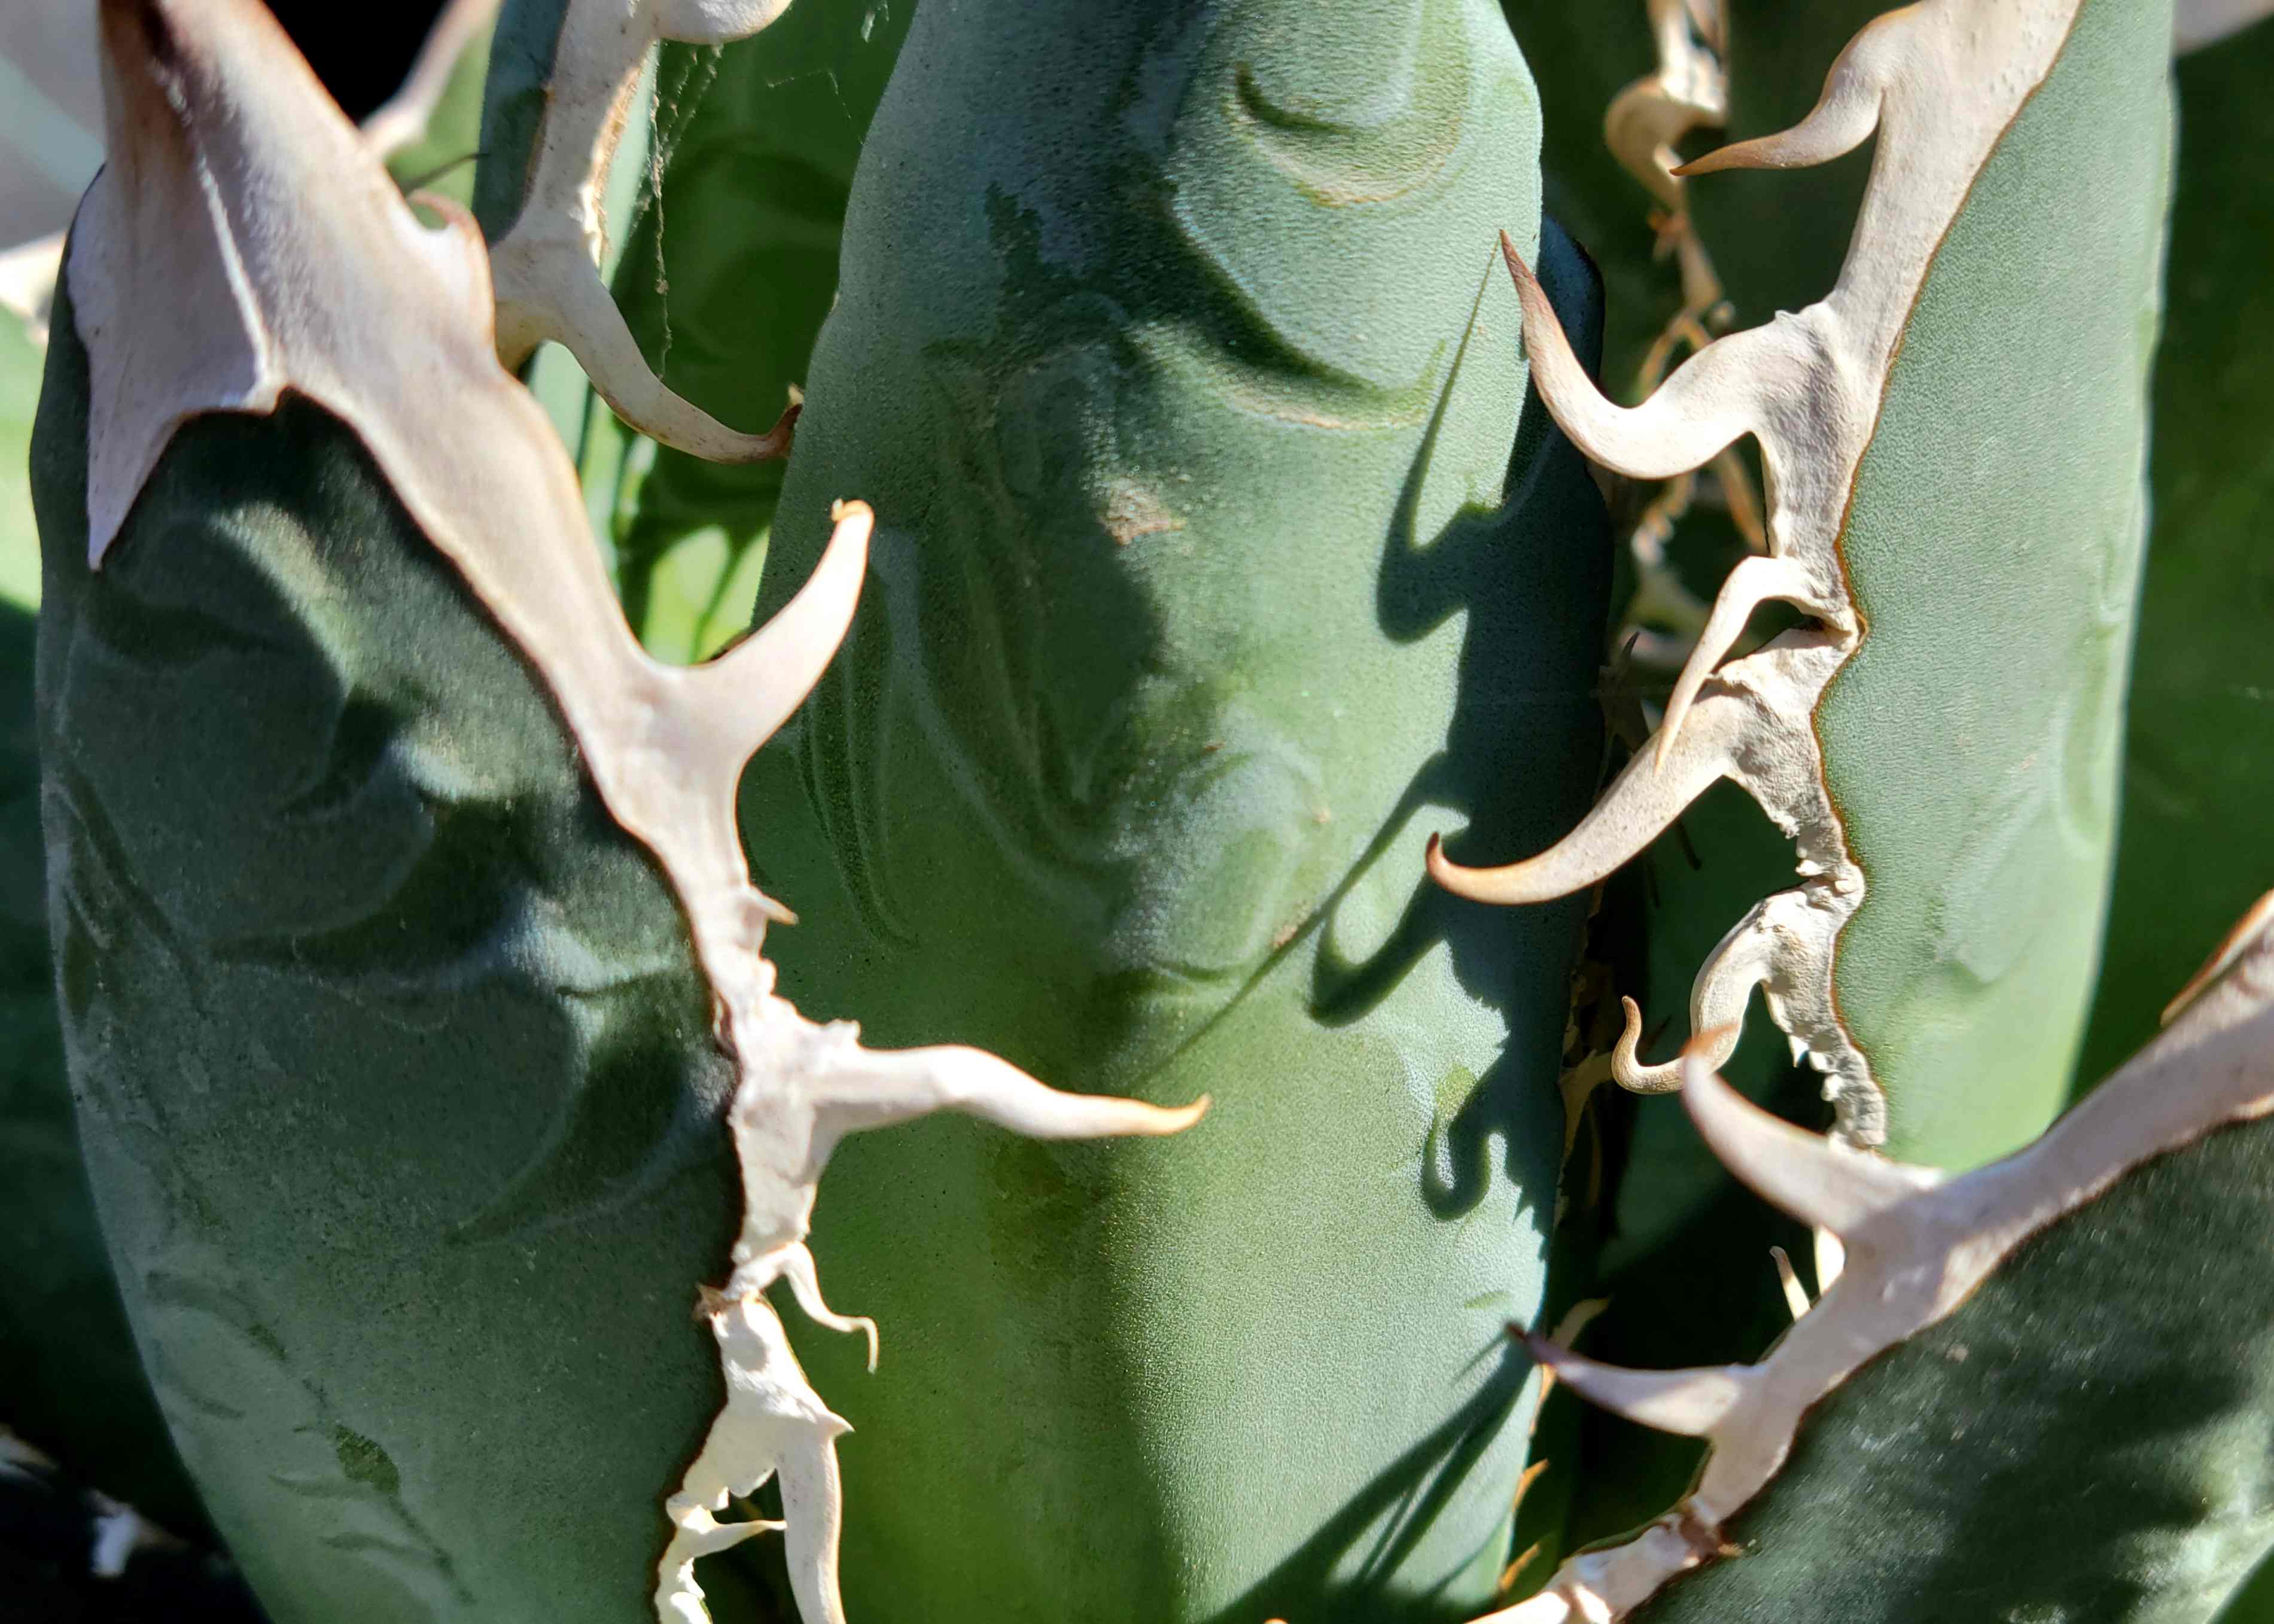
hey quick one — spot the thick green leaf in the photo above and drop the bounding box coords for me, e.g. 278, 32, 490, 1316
734, 2, 1609, 1617
1812, 0, 2170, 1164
2076, 15, 2274, 1087
1512, 0, 2171, 1169
1634, 1108, 2274, 1622
1622, 943, 2274, 1624
0, 2, 515, 1551
1436, 0, 2168, 1180
32, 277, 768, 1624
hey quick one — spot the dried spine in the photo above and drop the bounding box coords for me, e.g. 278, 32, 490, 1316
72, 7, 1201, 1623
1431, 0, 2090, 1145
485, 0, 799, 462
1600, 0, 1774, 676
1482, 890, 2274, 1622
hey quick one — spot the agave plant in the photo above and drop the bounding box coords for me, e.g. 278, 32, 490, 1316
6, 0, 2274, 1622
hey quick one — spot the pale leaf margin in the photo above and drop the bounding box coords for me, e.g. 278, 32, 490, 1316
1481, 889, 2274, 1622
1430, 0, 2092, 1147
65, 6, 1203, 1623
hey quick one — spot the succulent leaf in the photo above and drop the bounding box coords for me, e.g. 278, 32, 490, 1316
361, 0, 501, 186
1488, 892, 2274, 1623
731, 1, 1611, 1616
37, 4, 1192, 1619
1433, 0, 2171, 1168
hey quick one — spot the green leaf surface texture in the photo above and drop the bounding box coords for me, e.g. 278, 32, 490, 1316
1689, 3, 1875, 333
732, 1, 1608, 1617
0, 579, 205, 1534
31, 279, 778, 1624
1809, 0, 2171, 1166
2077, 16, 2274, 1088
1633, 1105, 2274, 1624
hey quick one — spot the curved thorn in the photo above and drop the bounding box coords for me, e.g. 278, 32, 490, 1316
1547, 1296, 1612, 1352
1679, 1050, 1940, 1235
486, 0, 797, 455
1502, 230, 1758, 481
1675, 13, 1895, 176
1609, 997, 1682, 1094
704, 499, 872, 761
1428, 687, 1744, 906
1614, 903, 1779, 1090
1612, 995, 1731, 1095
2162, 888, 2274, 1026
817, 1041, 1208, 1143
1522, 1333, 1750, 1439
1657, 554, 1821, 769
774, 1244, 879, 1373
1604, 0, 1725, 210
503, 243, 796, 461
